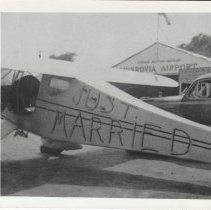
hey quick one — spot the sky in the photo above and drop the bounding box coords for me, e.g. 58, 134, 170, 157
2, 13, 211, 71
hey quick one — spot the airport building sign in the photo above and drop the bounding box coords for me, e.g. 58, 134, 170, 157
179, 67, 211, 84
113, 42, 211, 79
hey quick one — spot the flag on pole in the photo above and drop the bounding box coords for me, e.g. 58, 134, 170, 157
158, 13, 171, 25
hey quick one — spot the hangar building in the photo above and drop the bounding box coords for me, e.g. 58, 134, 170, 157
113, 42, 211, 98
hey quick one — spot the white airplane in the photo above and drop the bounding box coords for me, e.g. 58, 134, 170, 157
1, 57, 211, 163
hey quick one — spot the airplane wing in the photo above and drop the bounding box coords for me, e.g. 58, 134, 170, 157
104, 68, 179, 87
1, 57, 78, 79
2, 57, 178, 87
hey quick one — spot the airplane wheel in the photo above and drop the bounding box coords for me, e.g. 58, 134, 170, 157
40, 146, 63, 155
125, 150, 137, 155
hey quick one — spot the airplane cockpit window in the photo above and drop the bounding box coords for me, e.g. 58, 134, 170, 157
48, 78, 70, 96
189, 80, 211, 99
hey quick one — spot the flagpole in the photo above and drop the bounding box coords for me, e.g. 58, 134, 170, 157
156, 13, 159, 43
156, 13, 171, 59
156, 14, 160, 59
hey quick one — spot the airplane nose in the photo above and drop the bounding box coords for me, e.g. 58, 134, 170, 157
9, 75, 40, 114
1, 85, 11, 112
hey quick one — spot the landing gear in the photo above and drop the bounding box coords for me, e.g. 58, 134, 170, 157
40, 137, 83, 155
40, 138, 64, 155
40, 146, 63, 155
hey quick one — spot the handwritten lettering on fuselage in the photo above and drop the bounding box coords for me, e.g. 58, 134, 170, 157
72, 86, 137, 119
51, 85, 193, 156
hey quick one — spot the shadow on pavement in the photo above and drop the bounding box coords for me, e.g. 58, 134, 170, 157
1, 148, 211, 197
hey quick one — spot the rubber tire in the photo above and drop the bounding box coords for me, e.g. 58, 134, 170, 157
125, 150, 138, 155
40, 146, 63, 155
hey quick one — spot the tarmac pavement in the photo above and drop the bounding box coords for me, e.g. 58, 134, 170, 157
1, 131, 211, 198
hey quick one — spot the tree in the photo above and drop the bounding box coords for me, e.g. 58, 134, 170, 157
179, 33, 211, 58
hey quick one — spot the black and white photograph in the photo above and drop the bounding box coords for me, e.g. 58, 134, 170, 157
1, 3, 211, 207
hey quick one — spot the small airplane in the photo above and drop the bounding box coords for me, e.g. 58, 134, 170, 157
1, 56, 211, 163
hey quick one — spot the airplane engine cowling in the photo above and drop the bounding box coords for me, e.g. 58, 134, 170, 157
9, 75, 40, 114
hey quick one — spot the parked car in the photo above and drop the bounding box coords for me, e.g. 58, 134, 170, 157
144, 73, 211, 127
